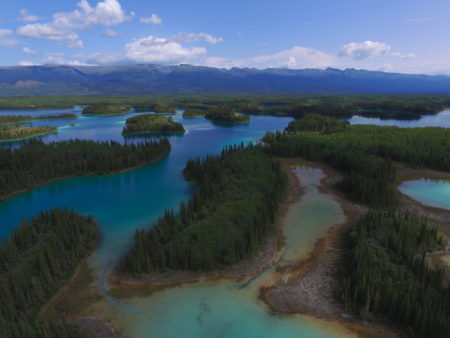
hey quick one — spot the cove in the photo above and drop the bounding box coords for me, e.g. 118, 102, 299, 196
346, 109, 450, 128
97, 167, 353, 338
398, 179, 450, 210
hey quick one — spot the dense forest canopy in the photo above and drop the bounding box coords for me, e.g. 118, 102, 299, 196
0, 208, 97, 337
205, 105, 250, 123
121, 144, 287, 273
0, 94, 448, 120
182, 109, 206, 118
82, 104, 131, 116
122, 114, 185, 135
0, 125, 57, 141
285, 114, 349, 133
0, 138, 171, 200
338, 211, 449, 338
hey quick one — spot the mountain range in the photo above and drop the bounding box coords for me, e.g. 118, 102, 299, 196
0, 64, 450, 96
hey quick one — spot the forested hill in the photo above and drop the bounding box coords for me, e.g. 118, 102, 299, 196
1, 65, 450, 95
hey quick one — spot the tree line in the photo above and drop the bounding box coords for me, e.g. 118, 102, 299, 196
122, 114, 185, 135
0, 138, 171, 199
338, 211, 449, 338
121, 144, 287, 273
0, 208, 97, 337
0, 114, 77, 125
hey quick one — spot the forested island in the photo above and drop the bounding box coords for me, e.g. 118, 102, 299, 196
0, 125, 57, 142
121, 144, 286, 272
205, 106, 250, 123
182, 109, 206, 118
0, 138, 171, 200
285, 114, 349, 133
0, 113, 77, 124
339, 211, 449, 337
82, 104, 131, 116
122, 114, 185, 135
0, 208, 98, 337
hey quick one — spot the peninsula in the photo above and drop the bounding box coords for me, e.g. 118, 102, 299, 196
82, 104, 131, 116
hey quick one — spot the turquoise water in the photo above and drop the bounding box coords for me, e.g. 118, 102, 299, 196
346, 109, 450, 127
110, 167, 353, 338
398, 179, 450, 210
0, 109, 357, 337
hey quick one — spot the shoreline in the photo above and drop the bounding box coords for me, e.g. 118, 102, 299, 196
0, 151, 170, 203
0, 129, 58, 143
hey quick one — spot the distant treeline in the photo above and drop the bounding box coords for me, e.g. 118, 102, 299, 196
0, 114, 77, 124
338, 211, 449, 338
0, 95, 448, 119
0, 138, 170, 200
264, 116, 449, 205
0, 208, 97, 337
121, 144, 287, 272
82, 104, 130, 116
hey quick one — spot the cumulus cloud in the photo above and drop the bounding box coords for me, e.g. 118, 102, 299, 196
172, 32, 223, 44
19, 9, 42, 22
103, 29, 121, 38
140, 14, 162, 26
18, 61, 36, 66
17, 0, 132, 47
206, 46, 334, 69
22, 47, 37, 55
392, 52, 416, 59
0, 29, 18, 47
339, 41, 391, 60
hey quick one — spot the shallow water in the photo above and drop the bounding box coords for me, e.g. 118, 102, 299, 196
346, 109, 450, 128
0, 108, 356, 337
114, 167, 353, 338
398, 179, 450, 210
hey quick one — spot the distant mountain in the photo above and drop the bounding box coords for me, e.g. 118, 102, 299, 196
0, 64, 450, 95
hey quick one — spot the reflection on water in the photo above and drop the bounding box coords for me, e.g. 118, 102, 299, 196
398, 178, 450, 210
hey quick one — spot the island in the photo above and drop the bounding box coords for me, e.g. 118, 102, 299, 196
82, 104, 131, 116
182, 109, 206, 118
0, 125, 57, 142
205, 106, 250, 123
0, 138, 171, 200
0, 113, 77, 124
122, 114, 185, 135
285, 113, 349, 133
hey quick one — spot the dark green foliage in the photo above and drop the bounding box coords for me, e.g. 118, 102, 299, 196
285, 114, 349, 133
338, 211, 449, 337
121, 145, 287, 272
204, 105, 250, 123
0, 138, 170, 199
182, 109, 206, 118
0, 114, 77, 125
0, 125, 57, 141
0, 208, 97, 337
82, 104, 130, 116
134, 101, 177, 114
122, 114, 185, 135
264, 131, 396, 205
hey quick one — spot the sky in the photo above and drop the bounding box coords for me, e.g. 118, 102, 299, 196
0, 0, 449, 74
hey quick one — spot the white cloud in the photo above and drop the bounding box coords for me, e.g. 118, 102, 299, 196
22, 47, 37, 55
68, 40, 84, 49
19, 9, 42, 22
206, 46, 334, 69
140, 14, 162, 26
18, 61, 36, 66
103, 29, 121, 38
0, 29, 18, 47
339, 41, 391, 60
171, 32, 223, 44
17, 0, 132, 47
392, 52, 416, 59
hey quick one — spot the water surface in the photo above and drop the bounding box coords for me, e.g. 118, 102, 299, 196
398, 179, 450, 210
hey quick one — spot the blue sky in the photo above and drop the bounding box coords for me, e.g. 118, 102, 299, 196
0, 0, 449, 74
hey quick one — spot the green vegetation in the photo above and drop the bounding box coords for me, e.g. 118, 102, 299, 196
205, 106, 250, 123
122, 114, 185, 135
82, 104, 130, 116
0, 125, 57, 142
182, 109, 206, 118
0, 208, 97, 337
339, 211, 449, 338
0, 138, 170, 200
285, 114, 349, 133
0, 95, 448, 120
0, 114, 77, 125
121, 144, 287, 272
